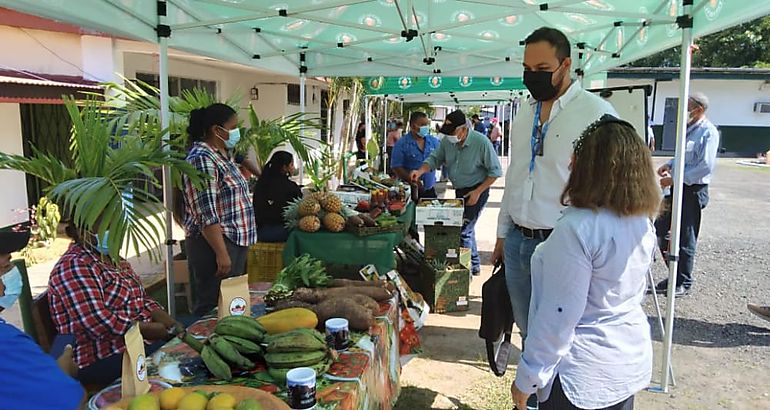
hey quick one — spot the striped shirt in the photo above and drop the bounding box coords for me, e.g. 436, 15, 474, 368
183, 142, 256, 247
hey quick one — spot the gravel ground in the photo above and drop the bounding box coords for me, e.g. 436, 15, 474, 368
397, 158, 770, 410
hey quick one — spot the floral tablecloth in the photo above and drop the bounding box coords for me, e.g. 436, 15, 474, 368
143, 283, 403, 410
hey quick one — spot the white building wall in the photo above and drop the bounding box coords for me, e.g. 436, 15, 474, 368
606, 77, 770, 127
0, 103, 28, 228
0, 26, 84, 77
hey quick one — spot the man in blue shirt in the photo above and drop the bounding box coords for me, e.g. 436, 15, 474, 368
412, 110, 503, 275
471, 114, 487, 135
654, 92, 720, 297
391, 111, 440, 199
0, 229, 84, 409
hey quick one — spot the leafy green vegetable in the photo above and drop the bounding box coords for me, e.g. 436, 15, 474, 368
271, 254, 331, 291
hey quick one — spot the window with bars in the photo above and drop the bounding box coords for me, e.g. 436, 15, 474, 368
135, 73, 217, 98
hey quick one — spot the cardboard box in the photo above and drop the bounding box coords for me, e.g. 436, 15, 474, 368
424, 225, 462, 261
421, 262, 470, 314
335, 190, 371, 207
415, 198, 464, 227
447, 247, 471, 270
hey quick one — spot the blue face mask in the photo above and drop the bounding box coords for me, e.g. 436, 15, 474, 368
219, 127, 241, 149
418, 125, 430, 137
95, 231, 110, 255
0, 266, 23, 309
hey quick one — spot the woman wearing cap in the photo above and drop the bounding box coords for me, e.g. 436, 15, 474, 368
48, 223, 184, 386
511, 116, 659, 410
0, 229, 84, 408
182, 103, 256, 316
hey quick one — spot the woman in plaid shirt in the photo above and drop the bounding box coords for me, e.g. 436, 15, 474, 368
182, 104, 256, 316
48, 224, 184, 386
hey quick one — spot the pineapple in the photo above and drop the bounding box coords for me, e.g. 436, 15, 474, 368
282, 197, 303, 229
310, 191, 328, 202
298, 215, 321, 232
320, 193, 343, 213
298, 198, 321, 217
322, 213, 346, 232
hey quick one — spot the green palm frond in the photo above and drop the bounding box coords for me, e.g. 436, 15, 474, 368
0, 96, 206, 261
241, 106, 326, 168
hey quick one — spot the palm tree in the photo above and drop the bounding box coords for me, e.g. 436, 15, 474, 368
0, 97, 205, 261
240, 106, 325, 169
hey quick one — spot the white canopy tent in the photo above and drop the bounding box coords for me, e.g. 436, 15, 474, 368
4, 0, 769, 393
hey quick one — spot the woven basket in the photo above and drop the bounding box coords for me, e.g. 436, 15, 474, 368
246, 242, 285, 283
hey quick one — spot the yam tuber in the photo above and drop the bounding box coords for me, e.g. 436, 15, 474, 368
329, 278, 385, 288
313, 298, 375, 331
293, 286, 392, 303
348, 294, 380, 314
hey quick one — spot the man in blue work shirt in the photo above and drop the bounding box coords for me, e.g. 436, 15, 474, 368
391, 111, 440, 199
412, 110, 503, 276
0, 229, 85, 409
654, 92, 720, 297
471, 114, 487, 135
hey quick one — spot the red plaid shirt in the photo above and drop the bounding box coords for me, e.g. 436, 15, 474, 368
183, 142, 256, 246
48, 243, 163, 368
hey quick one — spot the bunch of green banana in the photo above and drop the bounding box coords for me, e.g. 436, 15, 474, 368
214, 315, 267, 342
263, 328, 334, 383
180, 315, 267, 381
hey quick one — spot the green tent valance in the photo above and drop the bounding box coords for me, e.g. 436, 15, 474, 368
364, 76, 525, 95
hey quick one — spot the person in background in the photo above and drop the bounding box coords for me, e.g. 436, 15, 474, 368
412, 110, 502, 276
653, 92, 719, 297
489, 117, 503, 155
253, 151, 302, 243
471, 113, 487, 135
48, 223, 184, 385
183, 103, 257, 316
355, 122, 367, 162
386, 120, 403, 174
0, 229, 85, 408
391, 112, 440, 199
492, 27, 616, 409
511, 116, 659, 410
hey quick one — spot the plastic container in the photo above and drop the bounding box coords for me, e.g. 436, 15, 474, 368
325, 318, 350, 351
286, 367, 317, 410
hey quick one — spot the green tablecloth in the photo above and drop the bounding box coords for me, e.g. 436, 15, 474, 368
283, 202, 415, 273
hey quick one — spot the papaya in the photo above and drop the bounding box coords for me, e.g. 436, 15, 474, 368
256, 307, 318, 334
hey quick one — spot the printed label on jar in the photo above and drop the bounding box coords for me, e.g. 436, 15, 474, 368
288, 382, 316, 409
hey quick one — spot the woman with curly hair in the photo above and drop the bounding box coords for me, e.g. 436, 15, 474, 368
511, 115, 661, 410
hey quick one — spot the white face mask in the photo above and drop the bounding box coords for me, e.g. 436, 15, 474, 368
0, 266, 23, 309
446, 134, 460, 144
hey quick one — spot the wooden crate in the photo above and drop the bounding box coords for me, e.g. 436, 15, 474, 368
246, 242, 285, 283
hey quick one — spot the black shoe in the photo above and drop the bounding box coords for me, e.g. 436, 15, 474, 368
471, 269, 481, 276
654, 279, 669, 294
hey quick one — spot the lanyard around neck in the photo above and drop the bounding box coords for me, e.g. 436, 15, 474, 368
530, 102, 549, 173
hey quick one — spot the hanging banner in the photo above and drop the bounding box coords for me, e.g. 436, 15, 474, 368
364, 76, 525, 95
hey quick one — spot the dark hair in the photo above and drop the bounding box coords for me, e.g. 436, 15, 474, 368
525, 27, 571, 62
396, 121, 404, 128
260, 151, 294, 181
471, 114, 480, 120
409, 111, 428, 126
187, 103, 237, 142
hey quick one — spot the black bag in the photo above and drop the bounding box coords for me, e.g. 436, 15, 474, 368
479, 263, 515, 376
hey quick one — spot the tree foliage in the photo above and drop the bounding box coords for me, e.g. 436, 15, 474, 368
630, 16, 770, 67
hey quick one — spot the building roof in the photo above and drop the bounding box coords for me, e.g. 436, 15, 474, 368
608, 67, 770, 81
0, 70, 102, 104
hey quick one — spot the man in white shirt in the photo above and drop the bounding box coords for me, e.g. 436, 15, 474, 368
492, 26, 616, 394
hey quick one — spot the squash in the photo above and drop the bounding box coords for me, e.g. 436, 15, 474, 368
256, 307, 318, 334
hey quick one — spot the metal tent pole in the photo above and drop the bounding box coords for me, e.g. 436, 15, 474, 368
382, 96, 389, 173
364, 96, 371, 162
299, 72, 306, 185
659, 0, 695, 393
157, 1, 175, 317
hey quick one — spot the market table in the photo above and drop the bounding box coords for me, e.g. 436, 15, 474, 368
283, 202, 415, 274
92, 283, 403, 410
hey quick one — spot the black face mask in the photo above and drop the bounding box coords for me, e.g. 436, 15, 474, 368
523, 63, 565, 101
